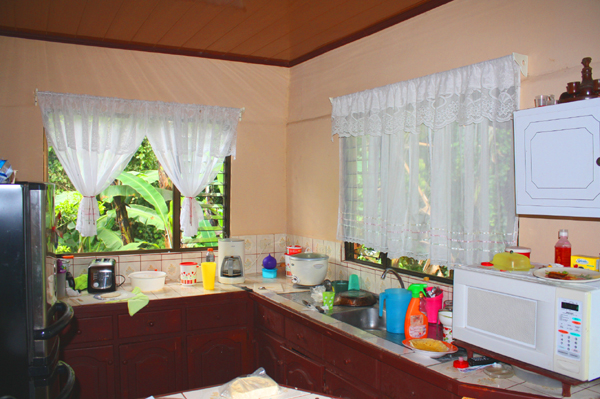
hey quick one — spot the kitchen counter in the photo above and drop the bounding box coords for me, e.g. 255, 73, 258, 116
62, 273, 600, 399
151, 384, 338, 399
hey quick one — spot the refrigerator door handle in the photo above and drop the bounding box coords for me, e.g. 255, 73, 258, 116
56, 361, 76, 399
33, 301, 74, 340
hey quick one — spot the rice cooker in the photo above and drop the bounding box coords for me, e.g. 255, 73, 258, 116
289, 253, 329, 286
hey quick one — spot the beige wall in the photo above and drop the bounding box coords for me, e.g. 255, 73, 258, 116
287, 0, 600, 264
0, 37, 290, 236
2, 0, 599, 264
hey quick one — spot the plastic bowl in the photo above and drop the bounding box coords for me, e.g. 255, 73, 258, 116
491, 252, 532, 271
129, 271, 167, 292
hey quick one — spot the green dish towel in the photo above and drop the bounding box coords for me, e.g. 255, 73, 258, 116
74, 274, 88, 291
107, 287, 150, 316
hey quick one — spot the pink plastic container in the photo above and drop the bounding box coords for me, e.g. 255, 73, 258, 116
423, 289, 444, 324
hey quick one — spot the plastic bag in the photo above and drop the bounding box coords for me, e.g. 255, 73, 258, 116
219, 367, 281, 399
310, 284, 325, 303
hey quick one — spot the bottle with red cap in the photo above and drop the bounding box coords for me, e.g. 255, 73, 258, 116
554, 229, 571, 267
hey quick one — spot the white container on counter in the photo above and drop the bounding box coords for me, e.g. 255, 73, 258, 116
129, 271, 166, 292
288, 252, 328, 286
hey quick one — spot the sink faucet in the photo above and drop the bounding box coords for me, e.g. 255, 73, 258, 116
381, 268, 405, 289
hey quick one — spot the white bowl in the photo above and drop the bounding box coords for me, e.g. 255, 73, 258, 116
438, 310, 453, 327
129, 271, 167, 292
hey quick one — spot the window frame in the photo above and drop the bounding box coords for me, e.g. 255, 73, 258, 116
45, 132, 231, 256
344, 242, 453, 284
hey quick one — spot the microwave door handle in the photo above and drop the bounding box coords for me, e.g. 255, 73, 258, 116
33, 301, 74, 340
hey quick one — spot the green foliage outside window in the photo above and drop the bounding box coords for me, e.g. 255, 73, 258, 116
49, 138, 227, 254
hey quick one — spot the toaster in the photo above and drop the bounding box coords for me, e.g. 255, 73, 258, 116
88, 258, 117, 293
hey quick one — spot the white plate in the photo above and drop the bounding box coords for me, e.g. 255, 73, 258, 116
533, 267, 600, 283
402, 339, 458, 358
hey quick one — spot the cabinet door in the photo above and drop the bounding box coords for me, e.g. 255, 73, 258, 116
187, 329, 249, 389
324, 370, 378, 399
254, 329, 285, 384
282, 346, 324, 393
380, 363, 456, 399
119, 337, 183, 399
61, 345, 115, 399
514, 98, 600, 217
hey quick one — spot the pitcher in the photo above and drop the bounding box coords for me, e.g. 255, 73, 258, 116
379, 288, 412, 334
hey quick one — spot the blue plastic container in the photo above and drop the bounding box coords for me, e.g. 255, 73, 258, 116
379, 288, 412, 334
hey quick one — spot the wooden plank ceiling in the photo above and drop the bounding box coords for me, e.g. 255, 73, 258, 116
0, 0, 452, 67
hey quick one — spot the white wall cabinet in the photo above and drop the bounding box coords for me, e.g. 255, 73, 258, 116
514, 98, 600, 218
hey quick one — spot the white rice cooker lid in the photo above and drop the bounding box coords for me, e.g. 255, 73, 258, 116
289, 252, 328, 261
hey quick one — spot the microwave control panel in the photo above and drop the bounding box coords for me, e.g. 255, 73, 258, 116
556, 298, 583, 360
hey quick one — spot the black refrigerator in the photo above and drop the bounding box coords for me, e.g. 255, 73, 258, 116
0, 183, 75, 399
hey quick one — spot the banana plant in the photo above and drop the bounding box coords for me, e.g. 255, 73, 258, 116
114, 171, 173, 248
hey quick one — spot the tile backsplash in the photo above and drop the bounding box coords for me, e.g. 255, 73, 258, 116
63, 233, 452, 301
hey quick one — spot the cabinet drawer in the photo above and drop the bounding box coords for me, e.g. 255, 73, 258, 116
256, 304, 285, 337
324, 337, 378, 386
285, 318, 322, 357
187, 301, 246, 331
62, 315, 113, 345
118, 309, 182, 338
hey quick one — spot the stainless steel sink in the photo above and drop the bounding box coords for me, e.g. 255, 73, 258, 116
329, 306, 386, 331
277, 291, 406, 345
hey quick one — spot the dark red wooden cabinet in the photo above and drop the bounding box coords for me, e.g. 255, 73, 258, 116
61, 345, 115, 399
187, 328, 248, 388
254, 329, 286, 383
119, 337, 183, 399
60, 292, 251, 399
324, 370, 379, 399
281, 346, 324, 393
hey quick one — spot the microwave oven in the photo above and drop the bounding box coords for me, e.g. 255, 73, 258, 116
453, 266, 600, 381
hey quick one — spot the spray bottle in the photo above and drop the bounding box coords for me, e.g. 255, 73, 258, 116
405, 284, 429, 340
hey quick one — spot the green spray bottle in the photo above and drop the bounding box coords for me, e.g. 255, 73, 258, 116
404, 284, 429, 339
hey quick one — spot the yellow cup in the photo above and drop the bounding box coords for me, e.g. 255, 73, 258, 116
201, 262, 216, 290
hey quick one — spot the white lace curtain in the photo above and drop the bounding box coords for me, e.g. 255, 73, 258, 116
331, 55, 521, 266
38, 92, 241, 238
145, 103, 240, 237
38, 92, 148, 237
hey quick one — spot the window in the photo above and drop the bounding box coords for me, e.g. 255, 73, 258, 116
345, 243, 452, 283
48, 138, 230, 255
332, 55, 521, 273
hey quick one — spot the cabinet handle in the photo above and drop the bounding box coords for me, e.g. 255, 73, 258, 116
296, 333, 304, 340
344, 358, 351, 365
597, 157, 600, 167
277, 360, 284, 366
148, 321, 155, 327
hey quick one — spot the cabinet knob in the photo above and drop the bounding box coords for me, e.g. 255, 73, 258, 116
344, 358, 351, 365
277, 360, 284, 366
122, 360, 127, 365
107, 360, 113, 365
76, 330, 82, 335
596, 157, 600, 167
296, 333, 304, 340
215, 315, 221, 320
148, 321, 155, 327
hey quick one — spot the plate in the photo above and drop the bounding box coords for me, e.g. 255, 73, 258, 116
402, 339, 458, 358
533, 267, 600, 283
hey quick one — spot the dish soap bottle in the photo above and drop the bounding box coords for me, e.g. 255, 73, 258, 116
405, 284, 429, 340
554, 229, 571, 267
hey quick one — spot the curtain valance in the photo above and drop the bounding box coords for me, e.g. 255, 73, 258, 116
331, 55, 520, 138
